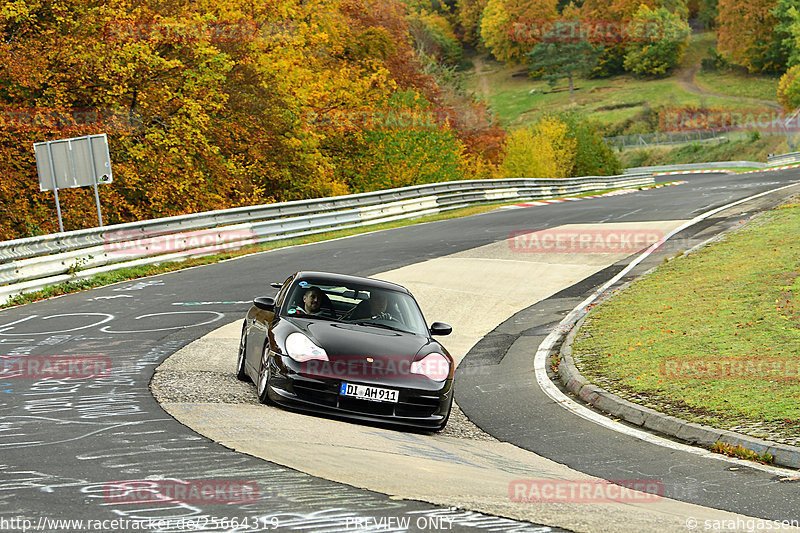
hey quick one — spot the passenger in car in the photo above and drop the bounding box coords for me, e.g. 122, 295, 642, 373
349, 292, 395, 321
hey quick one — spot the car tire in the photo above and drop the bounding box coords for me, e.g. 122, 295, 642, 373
236, 321, 249, 382
256, 345, 273, 405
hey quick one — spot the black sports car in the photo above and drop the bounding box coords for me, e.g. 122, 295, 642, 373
236, 271, 455, 430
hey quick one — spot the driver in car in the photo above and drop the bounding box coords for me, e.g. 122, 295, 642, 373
292, 287, 334, 317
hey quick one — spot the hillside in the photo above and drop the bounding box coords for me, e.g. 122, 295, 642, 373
464, 31, 783, 139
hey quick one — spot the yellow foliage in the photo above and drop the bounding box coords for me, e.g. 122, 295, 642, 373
501, 116, 577, 179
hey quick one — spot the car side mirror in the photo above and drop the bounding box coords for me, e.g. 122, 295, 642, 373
254, 297, 276, 312
429, 322, 452, 336
270, 282, 282, 289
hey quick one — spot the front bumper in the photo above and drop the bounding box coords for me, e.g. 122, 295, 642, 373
264, 356, 453, 430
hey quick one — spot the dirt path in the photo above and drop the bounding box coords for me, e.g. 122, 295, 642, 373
676, 63, 782, 110
472, 55, 491, 98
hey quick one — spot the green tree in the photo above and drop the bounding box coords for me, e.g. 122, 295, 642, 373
527, 20, 602, 102
623, 5, 690, 76
773, 0, 800, 69
559, 112, 621, 176
696, 0, 718, 29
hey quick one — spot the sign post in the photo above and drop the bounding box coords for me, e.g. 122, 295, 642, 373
34, 133, 113, 232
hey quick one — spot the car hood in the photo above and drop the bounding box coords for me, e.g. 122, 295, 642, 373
297, 319, 429, 359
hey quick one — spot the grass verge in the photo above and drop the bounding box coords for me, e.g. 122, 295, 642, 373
618, 136, 790, 168
2, 183, 666, 309
571, 198, 800, 444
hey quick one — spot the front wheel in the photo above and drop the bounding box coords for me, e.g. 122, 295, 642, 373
256, 346, 273, 404
236, 321, 249, 382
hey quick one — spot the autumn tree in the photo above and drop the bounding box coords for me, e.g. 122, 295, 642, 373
778, 65, 800, 110
481, 0, 559, 65
456, 0, 489, 46
501, 115, 576, 179
578, 0, 690, 76
0, 0, 510, 240
407, 10, 463, 64
717, 0, 786, 73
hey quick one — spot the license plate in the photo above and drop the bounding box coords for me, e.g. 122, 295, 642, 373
339, 382, 399, 403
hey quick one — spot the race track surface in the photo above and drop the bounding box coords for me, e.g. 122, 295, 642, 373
1, 171, 799, 532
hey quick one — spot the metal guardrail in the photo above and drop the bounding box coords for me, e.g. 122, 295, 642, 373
0, 174, 654, 304
623, 161, 765, 174
767, 151, 800, 166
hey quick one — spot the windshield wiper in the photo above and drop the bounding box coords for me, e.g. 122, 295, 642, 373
352, 321, 406, 333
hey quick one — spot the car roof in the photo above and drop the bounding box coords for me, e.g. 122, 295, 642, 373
293, 271, 411, 294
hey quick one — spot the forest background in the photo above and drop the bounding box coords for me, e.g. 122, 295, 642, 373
0, 0, 797, 240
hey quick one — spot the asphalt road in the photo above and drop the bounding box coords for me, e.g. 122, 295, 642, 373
1, 170, 798, 532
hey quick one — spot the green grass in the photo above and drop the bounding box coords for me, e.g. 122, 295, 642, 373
714, 167, 764, 173
571, 200, 800, 437
685, 32, 781, 103
679, 31, 716, 68
465, 31, 780, 134
695, 71, 780, 103
473, 66, 771, 131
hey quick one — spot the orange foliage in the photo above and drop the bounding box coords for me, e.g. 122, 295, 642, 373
0, 0, 502, 240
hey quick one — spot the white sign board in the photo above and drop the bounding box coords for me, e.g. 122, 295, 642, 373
34, 134, 112, 192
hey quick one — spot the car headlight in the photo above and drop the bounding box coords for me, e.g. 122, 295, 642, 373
285, 333, 329, 363
410, 353, 450, 382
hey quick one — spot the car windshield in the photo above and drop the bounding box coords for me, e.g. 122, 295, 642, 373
283, 280, 429, 335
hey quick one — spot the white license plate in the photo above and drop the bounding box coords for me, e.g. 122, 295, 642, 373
339, 382, 399, 403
